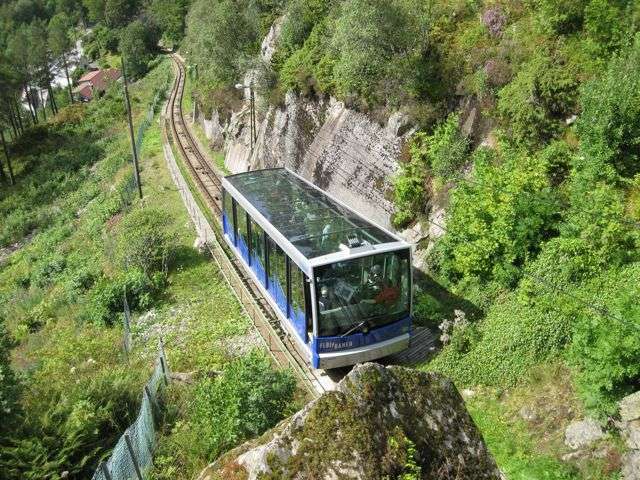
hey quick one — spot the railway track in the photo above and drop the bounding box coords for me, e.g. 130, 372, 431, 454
165, 54, 333, 398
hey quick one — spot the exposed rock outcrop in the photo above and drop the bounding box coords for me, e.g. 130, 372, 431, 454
197, 363, 501, 480
564, 418, 605, 450
618, 392, 640, 479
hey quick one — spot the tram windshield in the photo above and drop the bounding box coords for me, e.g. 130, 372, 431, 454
315, 249, 411, 337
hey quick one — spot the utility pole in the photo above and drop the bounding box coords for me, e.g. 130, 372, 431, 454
250, 85, 256, 150
234, 81, 257, 151
121, 56, 143, 200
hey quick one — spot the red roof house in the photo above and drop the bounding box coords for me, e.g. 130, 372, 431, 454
73, 68, 121, 101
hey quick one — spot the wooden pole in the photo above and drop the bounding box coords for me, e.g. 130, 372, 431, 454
63, 55, 74, 104
121, 57, 143, 200
0, 130, 15, 185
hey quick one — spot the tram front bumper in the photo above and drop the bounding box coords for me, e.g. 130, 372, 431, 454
317, 333, 410, 369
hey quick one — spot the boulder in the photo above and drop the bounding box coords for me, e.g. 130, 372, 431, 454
198, 363, 501, 480
623, 450, 640, 480
620, 391, 640, 423
564, 418, 605, 450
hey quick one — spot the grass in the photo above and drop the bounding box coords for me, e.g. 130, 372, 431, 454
463, 363, 623, 480
0, 56, 279, 479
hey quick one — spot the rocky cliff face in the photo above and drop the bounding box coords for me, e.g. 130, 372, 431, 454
199, 92, 412, 229
197, 363, 501, 480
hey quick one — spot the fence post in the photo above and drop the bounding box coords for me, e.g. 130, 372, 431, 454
100, 461, 113, 480
124, 433, 144, 480
145, 384, 159, 413
158, 339, 169, 386
123, 292, 132, 358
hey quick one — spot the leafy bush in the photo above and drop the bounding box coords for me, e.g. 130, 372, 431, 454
279, 17, 336, 96
392, 114, 468, 228
184, 0, 261, 88
578, 34, 640, 178
192, 351, 296, 459
331, 0, 420, 105
418, 113, 468, 179
85, 268, 163, 325
0, 322, 144, 480
119, 19, 160, 79
436, 145, 560, 287
429, 289, 573, 387
275, 0, 332, 63
567, 263, 640, 415
115, 207, 176, 276
497, 51, 578, 146
0, 319, 20, 437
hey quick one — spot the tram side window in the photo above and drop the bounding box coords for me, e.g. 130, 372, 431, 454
223, 191, 234, 235
289, 262, 309, 339
266, 236, 287, 313
235, 203, 249, 249
250, 219, 266, 279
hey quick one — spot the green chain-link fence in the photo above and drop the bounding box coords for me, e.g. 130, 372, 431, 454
91, 340, 169, 480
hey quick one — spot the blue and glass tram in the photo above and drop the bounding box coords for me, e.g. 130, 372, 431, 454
221, 168, 412, 369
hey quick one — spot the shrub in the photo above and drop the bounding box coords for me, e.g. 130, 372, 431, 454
429, 289, 573, 387
275, 0, 332, 64
279, 17, 336, 96
577, 34, 640, 178
192, 351, 296, 459
567, 263, 640, 416
392, 114, 468, 228
184, 0, 261, 89
84, 268, 163, 325
437, 145, 560, 287
330, 0, 421, 104
115, 207, 176, 276
497, 51, 578, 147
0, 319, 20, 437
119, 19, 160, 79
412, 293, 446, 327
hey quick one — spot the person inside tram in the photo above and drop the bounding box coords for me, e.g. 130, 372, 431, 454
364, 264, 384, 295
318, 285, 334, 312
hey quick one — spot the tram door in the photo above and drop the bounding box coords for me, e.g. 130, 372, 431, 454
289, 261, 308, 342
266, 237, 288, 314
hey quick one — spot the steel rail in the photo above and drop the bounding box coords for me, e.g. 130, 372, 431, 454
165, 54, 327, 398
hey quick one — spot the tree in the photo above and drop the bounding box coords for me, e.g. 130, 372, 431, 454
184, 0, 261, 88
437, 145, 560, 286
7, 27, 38, 124
27, 20, 57, 116
48, 13, 74, 104
578, 34, 640, 178
147, 0, 187, 47
104, 0, 138, 28
119, 19, 158, 79
331, 0, 424, 105
82, 0, 105, 23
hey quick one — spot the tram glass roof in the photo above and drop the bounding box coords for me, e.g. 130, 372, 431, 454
225, 169, 398, 259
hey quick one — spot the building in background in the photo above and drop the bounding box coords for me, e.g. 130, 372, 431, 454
73, 68, 121, 102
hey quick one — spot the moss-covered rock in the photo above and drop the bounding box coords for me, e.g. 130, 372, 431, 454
198, 363, 500, 479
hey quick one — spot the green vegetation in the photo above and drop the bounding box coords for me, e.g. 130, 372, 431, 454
178, 0, 637, 475
0, 54, 296, 479
165, 352, 296, 466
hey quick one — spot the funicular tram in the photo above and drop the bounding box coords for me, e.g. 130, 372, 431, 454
221, 168, 412, 369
